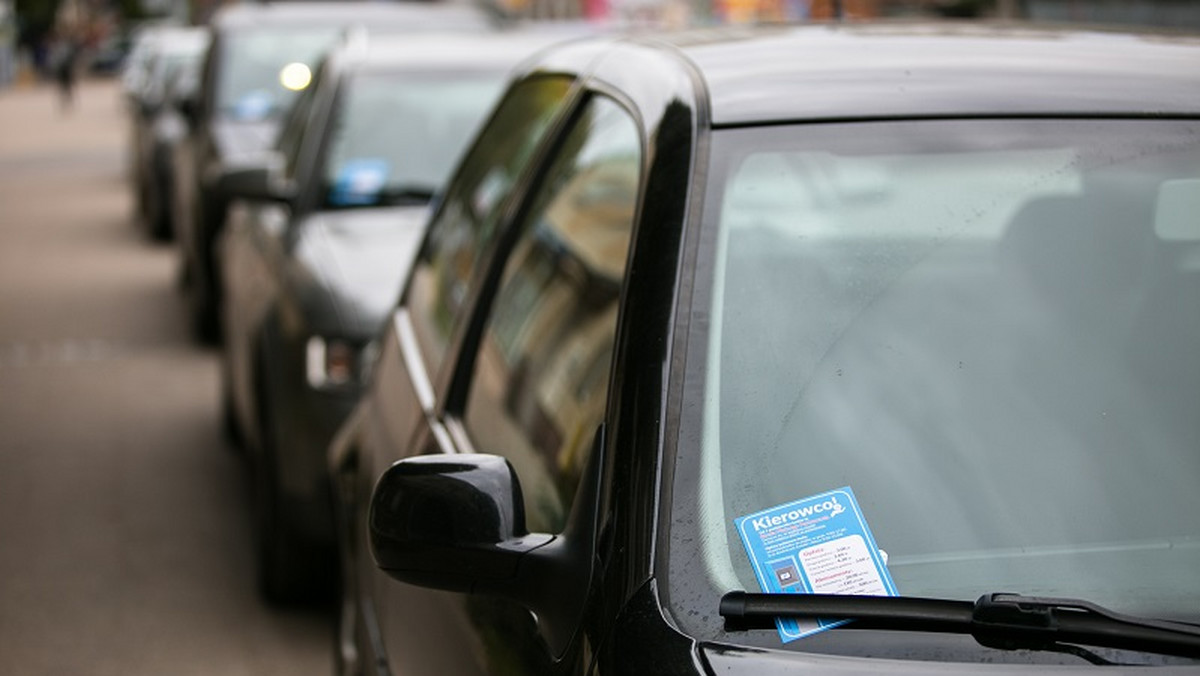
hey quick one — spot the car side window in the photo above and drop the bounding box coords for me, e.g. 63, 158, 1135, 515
407, 76, 573, 372
461, 96, 642, 534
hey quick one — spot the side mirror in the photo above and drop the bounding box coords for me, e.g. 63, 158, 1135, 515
369, 454, 554, 591
218, 153, 292, 204
368, 439, 605, 657
176, 92, 201, 127
139, 97, 161, 118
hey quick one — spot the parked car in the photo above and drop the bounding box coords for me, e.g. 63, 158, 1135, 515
120, 22, 178, 102
128, 26, 210, 240
218, 29, 576, 603
328, 23, 1200, 675
173, 1, 498, 342
123, 23, 181, 183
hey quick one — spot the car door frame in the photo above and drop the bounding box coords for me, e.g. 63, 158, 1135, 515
338, 69, 594, 676
340, 39, 708, 675
435, 82, 654, 672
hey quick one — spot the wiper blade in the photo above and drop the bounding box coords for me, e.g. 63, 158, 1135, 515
376, 185, 436, 206
720, 591, 1200, 658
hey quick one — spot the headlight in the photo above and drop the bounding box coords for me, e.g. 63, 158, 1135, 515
305, 337, 378, 390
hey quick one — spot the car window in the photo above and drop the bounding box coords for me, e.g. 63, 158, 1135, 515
407, 76, 573, 374
668, 118, 1200, 653
320, 70, 508, 209
460, 96, 642, 535
215, 26, 339, 121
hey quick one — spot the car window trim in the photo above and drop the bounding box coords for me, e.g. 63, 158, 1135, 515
288, 59, 340, 219
392, 307, 438, 414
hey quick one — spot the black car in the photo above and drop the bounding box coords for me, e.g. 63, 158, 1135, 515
173, 1, 497, 342
127, 25, 210, 241
328, 23, 1200, 675
217, 29, 577, 603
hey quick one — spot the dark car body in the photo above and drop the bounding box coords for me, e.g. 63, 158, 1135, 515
173, 1, 496, 342
218, 31, 573, 602
127, 26, 210, 240
329, 22, 1200, 676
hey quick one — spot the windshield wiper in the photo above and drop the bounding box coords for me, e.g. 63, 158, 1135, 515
376, 185, 436, 206
719, 591, 1200, 659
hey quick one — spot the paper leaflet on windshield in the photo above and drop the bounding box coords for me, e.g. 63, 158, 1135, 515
734, 486, 898, 642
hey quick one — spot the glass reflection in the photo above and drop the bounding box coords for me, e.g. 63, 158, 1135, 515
466, 98, 641, 534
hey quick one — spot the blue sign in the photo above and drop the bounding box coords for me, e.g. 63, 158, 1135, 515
328, 158, 390, 207
233, 90, 274, 121
734, 487, 897, 643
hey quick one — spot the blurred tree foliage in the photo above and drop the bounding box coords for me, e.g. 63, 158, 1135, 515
117, 0, 150, 21
15, 0, 56, 37
17, 0, 148, 49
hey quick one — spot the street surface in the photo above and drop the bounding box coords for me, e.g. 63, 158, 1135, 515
0, 78, 332, 675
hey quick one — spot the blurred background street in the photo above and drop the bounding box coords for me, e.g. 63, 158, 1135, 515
0, 77, 331, 675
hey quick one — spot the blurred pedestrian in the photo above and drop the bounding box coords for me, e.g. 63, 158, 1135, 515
52, 37, 79, 111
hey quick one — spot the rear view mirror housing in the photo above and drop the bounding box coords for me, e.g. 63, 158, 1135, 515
218, 153, 293, 204
139, 97, 162, 118
369, 454, 554, 590
368, 434, 606, 657
176, 92, 201, 127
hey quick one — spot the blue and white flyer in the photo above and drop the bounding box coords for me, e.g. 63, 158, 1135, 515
734, 486, 897, 643
329, 158, 390, 206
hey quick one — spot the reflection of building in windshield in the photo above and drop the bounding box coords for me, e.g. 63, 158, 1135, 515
487, 155, 637, 494
410, 78, 575, 363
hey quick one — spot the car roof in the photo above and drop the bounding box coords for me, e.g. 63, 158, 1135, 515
344, 27, 598, 74
130, 23, 208, 49
149, 25, 210, 52
209, 1, 496, 32
570, 23, 1200, 125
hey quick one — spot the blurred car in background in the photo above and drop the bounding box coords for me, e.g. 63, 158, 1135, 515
89, 29, 134, 76
328, 23, 1200, 675
128, 25, 210, 240
122, 23, 178, 179
173, 1, 498, 343
217, 29, 569, 603
146, 49, 208, 242
120, 23, 173, 101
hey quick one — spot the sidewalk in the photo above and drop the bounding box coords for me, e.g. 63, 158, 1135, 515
0, 76, 126, 162
0, 69, 332, 676
0, 74, 140, 347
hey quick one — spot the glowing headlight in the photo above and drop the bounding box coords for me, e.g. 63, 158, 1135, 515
306, 337, 378, 389
279, 62, 313, 92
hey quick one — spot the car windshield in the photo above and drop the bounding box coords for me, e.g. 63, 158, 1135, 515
215, 26, 340, 121
321, 70, 507, 209
669, 118, 1200, 661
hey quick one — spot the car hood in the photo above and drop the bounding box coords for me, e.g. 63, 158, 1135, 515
698, 642, 1200, 674
212, 119, 280, 161
703, 644, 924, 676
292, 205, 430, 337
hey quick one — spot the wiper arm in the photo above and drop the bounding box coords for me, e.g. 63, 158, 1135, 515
720, 591, 1200, 658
